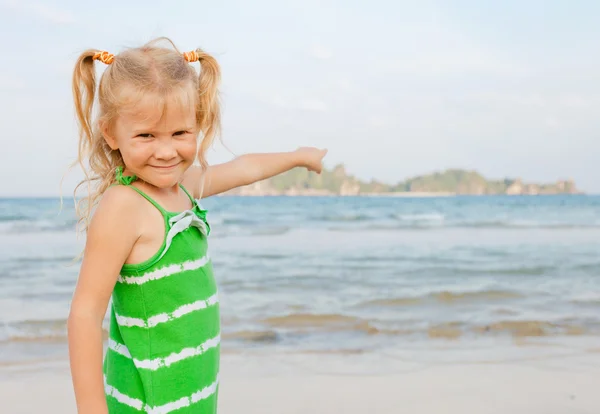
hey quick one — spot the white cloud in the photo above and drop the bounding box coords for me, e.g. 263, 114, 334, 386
298, 98, 328, 112
367, 114, 393, 129
269, 94, 288, 108
334, 76, 352, 92
1, 0, 75, 24
380, 53, 528, 77
309, 44, 333, 60
0, 73, 25, 90
456, 92, 547, 108
544, 116, 560, 129
250, 89, 328, 112
562, 95, 593, 109
373, 21, 529, 78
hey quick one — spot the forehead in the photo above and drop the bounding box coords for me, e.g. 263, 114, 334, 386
117, 88, 196, 131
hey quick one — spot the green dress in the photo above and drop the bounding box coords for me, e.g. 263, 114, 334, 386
103, 168, 220, 413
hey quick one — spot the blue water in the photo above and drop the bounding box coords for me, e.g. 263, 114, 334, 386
1, 195, 599, 364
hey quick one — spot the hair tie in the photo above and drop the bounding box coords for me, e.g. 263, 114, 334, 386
93, 51, 114, 64
183, 50, 200, 62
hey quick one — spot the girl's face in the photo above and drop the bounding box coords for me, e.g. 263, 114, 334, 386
104, 92, 198, 189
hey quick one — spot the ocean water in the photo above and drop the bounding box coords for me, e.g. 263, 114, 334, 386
1, 195, 600, 366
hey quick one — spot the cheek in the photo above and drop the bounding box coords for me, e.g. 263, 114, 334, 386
120, 141, 154, 166
179, 138, 198, 161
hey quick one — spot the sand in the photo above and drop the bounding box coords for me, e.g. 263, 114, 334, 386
2, 350, 599, 414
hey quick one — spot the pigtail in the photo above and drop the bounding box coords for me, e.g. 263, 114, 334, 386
72, 50, 98, 168
71, 49, 120, 236
68, 50, 99, 236
192, 49, 222, 171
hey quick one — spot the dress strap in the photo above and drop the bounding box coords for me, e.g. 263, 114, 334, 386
179, 183, 196, 205
126, 186, 169, 215
115, 166, 138, 186
179, 183, 210, 235
114, 166, 168, 215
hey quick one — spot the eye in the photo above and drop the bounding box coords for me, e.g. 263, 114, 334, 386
136, 133, 153, 138
173, 130, 190, 136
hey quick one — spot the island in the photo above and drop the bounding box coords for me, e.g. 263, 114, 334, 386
222, 164, 580, 196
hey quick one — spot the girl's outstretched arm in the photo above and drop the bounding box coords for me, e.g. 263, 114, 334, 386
68, 187, 141, 414
183, 146, 328, 199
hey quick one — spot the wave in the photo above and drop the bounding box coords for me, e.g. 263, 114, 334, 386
392, 213, 445, 221
0, 319, 68, 343
0, 219, 77, 234
411, 265, 554, 276
0, 214, 30, 221
313, 213, 373, 222
224, 315, 600, 348
11, 255, 78, 264
260, 313, 382, 335
471, 320, 589, 337
331, 221, 600, 231
222, 218, 259, 225
4, 313, 599, 347
0, 318, 110, 344
250, 226, 290, 236
357, 290, 523, 308
455, 220, 600, 229
222, 330, 280, 343
262, 313, 362, 328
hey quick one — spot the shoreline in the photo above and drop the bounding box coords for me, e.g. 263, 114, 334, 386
217, 192, 586, 197
219, 191, 457, 197
2, 348, 599, 414
0, 192, 593, 199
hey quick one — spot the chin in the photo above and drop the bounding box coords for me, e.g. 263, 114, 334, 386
155, 176, 184, 189
140, 171, 184, 189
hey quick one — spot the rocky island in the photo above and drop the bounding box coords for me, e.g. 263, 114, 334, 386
223, 164, 580, 196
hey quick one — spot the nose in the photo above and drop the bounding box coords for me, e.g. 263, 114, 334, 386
154, 138, 178, 161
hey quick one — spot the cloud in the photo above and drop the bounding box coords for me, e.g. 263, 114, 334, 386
334, 76, 353, 92
269, 94, 288, 109
1, 0, 75, 24
309, 44, 333, 60
251, 90, 328, 112
298, 99, 328, 112
380, 53, 528, 77
367, 115, 393, 129
0, 73, 25, 90
373, 21, 529, 78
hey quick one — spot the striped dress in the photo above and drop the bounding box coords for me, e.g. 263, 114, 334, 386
103, 169, 220, 413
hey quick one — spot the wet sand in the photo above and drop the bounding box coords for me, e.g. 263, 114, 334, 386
2, 351, 599, 414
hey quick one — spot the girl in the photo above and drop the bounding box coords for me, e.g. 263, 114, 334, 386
67, 37, 327, 414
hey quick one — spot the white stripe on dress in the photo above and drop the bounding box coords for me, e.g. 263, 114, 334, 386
108, 334, 220, 371
118, 254, 210, 285
114, 293, 218, 328
104, 375, 219, 414
104, 379, 145, 411
108, 338, 132, 359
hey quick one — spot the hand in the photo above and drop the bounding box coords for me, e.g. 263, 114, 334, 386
296, 147, 328, 173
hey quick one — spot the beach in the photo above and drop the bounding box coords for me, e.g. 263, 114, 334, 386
2, 194, 600, 412
2, 349, 600, 413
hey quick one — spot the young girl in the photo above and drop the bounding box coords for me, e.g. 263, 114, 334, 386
67, 37, 326, 414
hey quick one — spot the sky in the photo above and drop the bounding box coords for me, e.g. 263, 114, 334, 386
1, 0, 599, 196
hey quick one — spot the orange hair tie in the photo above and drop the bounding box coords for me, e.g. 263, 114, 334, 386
183, 50, 200, 62
93, 51, 114, 64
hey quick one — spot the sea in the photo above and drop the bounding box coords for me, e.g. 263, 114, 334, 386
1, 194, 600, 368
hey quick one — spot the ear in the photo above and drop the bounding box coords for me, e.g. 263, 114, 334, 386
100, 120, 119, 150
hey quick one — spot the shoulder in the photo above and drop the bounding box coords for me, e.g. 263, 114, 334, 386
95, 185, 146, 218
87, 185, 145, 241
181, 165, 205, 199
99, 184, 147, 206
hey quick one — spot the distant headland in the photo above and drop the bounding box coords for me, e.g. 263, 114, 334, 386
223, 164, 580, 196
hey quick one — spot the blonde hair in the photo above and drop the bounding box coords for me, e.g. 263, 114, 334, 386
70, 37, 221, 234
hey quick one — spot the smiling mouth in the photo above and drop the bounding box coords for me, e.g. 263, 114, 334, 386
151, 162, 181, 169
